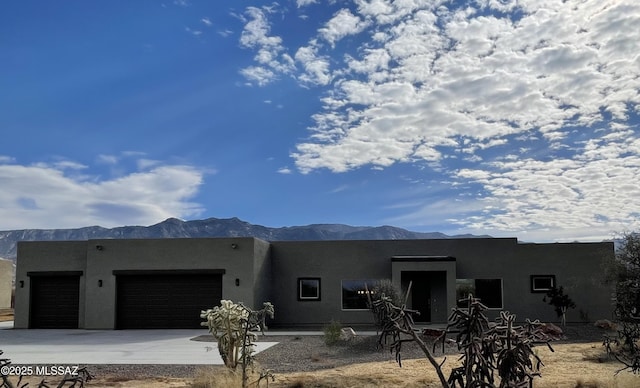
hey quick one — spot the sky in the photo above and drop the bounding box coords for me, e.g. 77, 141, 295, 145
1, 0, 639, 242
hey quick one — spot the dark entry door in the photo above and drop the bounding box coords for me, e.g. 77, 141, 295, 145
116, 273, 222, 329
30, 275, 80, 329
411, 278, 431, 322
402, 271, 432, 322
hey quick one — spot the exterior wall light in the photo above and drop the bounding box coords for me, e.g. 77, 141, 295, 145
19, 280, 24, 288
98, 280, 103, 287
235, 278, 240, 286
231, 243, 238, 249
96, 245, 104, 251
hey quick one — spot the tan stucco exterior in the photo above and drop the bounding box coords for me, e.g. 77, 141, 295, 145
0, 258, 12, 309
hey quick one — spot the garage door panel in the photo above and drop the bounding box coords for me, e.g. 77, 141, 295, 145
30, 276, 80, 329
116, 274, 222, 329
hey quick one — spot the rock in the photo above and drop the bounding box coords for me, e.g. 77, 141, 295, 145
422, 328, 445, 338
340, 327, 357, 341
540, 322, 564, 339
594, 319, 618, 331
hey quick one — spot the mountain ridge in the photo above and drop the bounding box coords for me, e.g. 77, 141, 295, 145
0, 217, 491, 261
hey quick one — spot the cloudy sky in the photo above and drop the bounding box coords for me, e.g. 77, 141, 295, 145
1, 0, 639, 242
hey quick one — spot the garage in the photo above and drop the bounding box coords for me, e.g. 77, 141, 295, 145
29, 272, 81, 329
115, 271, 223, 329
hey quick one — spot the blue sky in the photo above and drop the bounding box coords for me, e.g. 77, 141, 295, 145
1, 0, 639, 242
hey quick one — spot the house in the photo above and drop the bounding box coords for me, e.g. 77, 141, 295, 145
0, 258, 12, 309
13, 237, 614, 329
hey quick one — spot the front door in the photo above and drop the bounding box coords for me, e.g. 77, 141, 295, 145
402, 271, 432, 322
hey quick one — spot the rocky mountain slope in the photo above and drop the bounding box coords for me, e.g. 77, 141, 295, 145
0, 217, 489, 261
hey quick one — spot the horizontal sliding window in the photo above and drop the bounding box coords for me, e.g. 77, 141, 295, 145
456, 278, 503, 309
342, 279, 376, 310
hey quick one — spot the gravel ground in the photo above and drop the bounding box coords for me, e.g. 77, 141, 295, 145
75, 324, 609, 380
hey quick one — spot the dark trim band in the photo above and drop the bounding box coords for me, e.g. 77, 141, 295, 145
27, 271, 83, 277
112, 269, 226, 276
391, 256, 456, 262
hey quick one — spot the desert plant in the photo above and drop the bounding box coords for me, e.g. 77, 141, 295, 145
443, 294, 554, 388
1, 350, 93, 388
323, 319, 343, 346
544, 286, 576, 326
371, 282, 451, 388
370, 279, 403, 307
201, 300, 274, 388
601, 232, 640, 375
368, 279, 403, 331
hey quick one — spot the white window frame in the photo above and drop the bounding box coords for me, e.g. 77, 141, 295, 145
298, 278, 321, 301
531, 275, 555, 293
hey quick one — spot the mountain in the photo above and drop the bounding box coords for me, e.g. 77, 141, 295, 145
0, 217, 490, 261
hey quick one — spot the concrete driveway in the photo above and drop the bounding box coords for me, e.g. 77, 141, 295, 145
0, 321, 277, 365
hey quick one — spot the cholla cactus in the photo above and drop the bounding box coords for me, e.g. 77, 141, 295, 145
200, 300, 275, 371
201, 300, 249, 368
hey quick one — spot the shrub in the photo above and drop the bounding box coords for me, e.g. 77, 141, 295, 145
544, 285, 576, 326
323, 319, 343, 346
370, 279, 403, 307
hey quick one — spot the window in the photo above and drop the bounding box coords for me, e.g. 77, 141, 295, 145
530, 275, 555, 293
456, 278, 503, 309
298, 278, 321, 301
342, 279, 376, 310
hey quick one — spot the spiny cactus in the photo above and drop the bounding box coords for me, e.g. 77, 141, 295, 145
201, 300, 274, 388
443, 295, 554, 388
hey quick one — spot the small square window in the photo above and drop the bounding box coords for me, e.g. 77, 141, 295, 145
298, 278, 321, 301
531, 275, 555, 293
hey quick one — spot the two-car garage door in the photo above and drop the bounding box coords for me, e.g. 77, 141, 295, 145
115, 272, 223, 329
28, 271, 223, 329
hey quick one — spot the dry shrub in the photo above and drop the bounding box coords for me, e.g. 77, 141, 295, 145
573, 374, 640, 388
582, 345, 615, 364
191, 366, 241, 388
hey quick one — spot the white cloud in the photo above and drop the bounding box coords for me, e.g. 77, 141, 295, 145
277, 167, 292, 174
238, 6, 295, 85
319, 9, 370, 47
97, 154, 119, 165
240, 66, 276, 86
185, 27, 202, 36
296, 0, 317, 7
235, 0, 640, 240
201, 17, 212, 26
218, 29, 233, 37
284, 1, 640, 173
294, 44, 332, 86
447, 128, 640, 241
0, 159, 205, 230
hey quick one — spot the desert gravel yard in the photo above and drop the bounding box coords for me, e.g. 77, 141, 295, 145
5, 324, 640, 387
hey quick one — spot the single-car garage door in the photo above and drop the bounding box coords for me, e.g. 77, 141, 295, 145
30, 273, 81, 329
116, 272, 223, 329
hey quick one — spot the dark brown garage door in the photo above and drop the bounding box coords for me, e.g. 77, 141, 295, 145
116, 273, 223, 329
30, 273, 81, 329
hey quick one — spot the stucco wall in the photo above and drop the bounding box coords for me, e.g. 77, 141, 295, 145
0, 259, 13, 309
14, 241, 88, 328
511, 242, 614, 323
252, 239, 272, 310
83, 237, 261, 329
269, 238, 614, 327
15, 237, 615, 329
